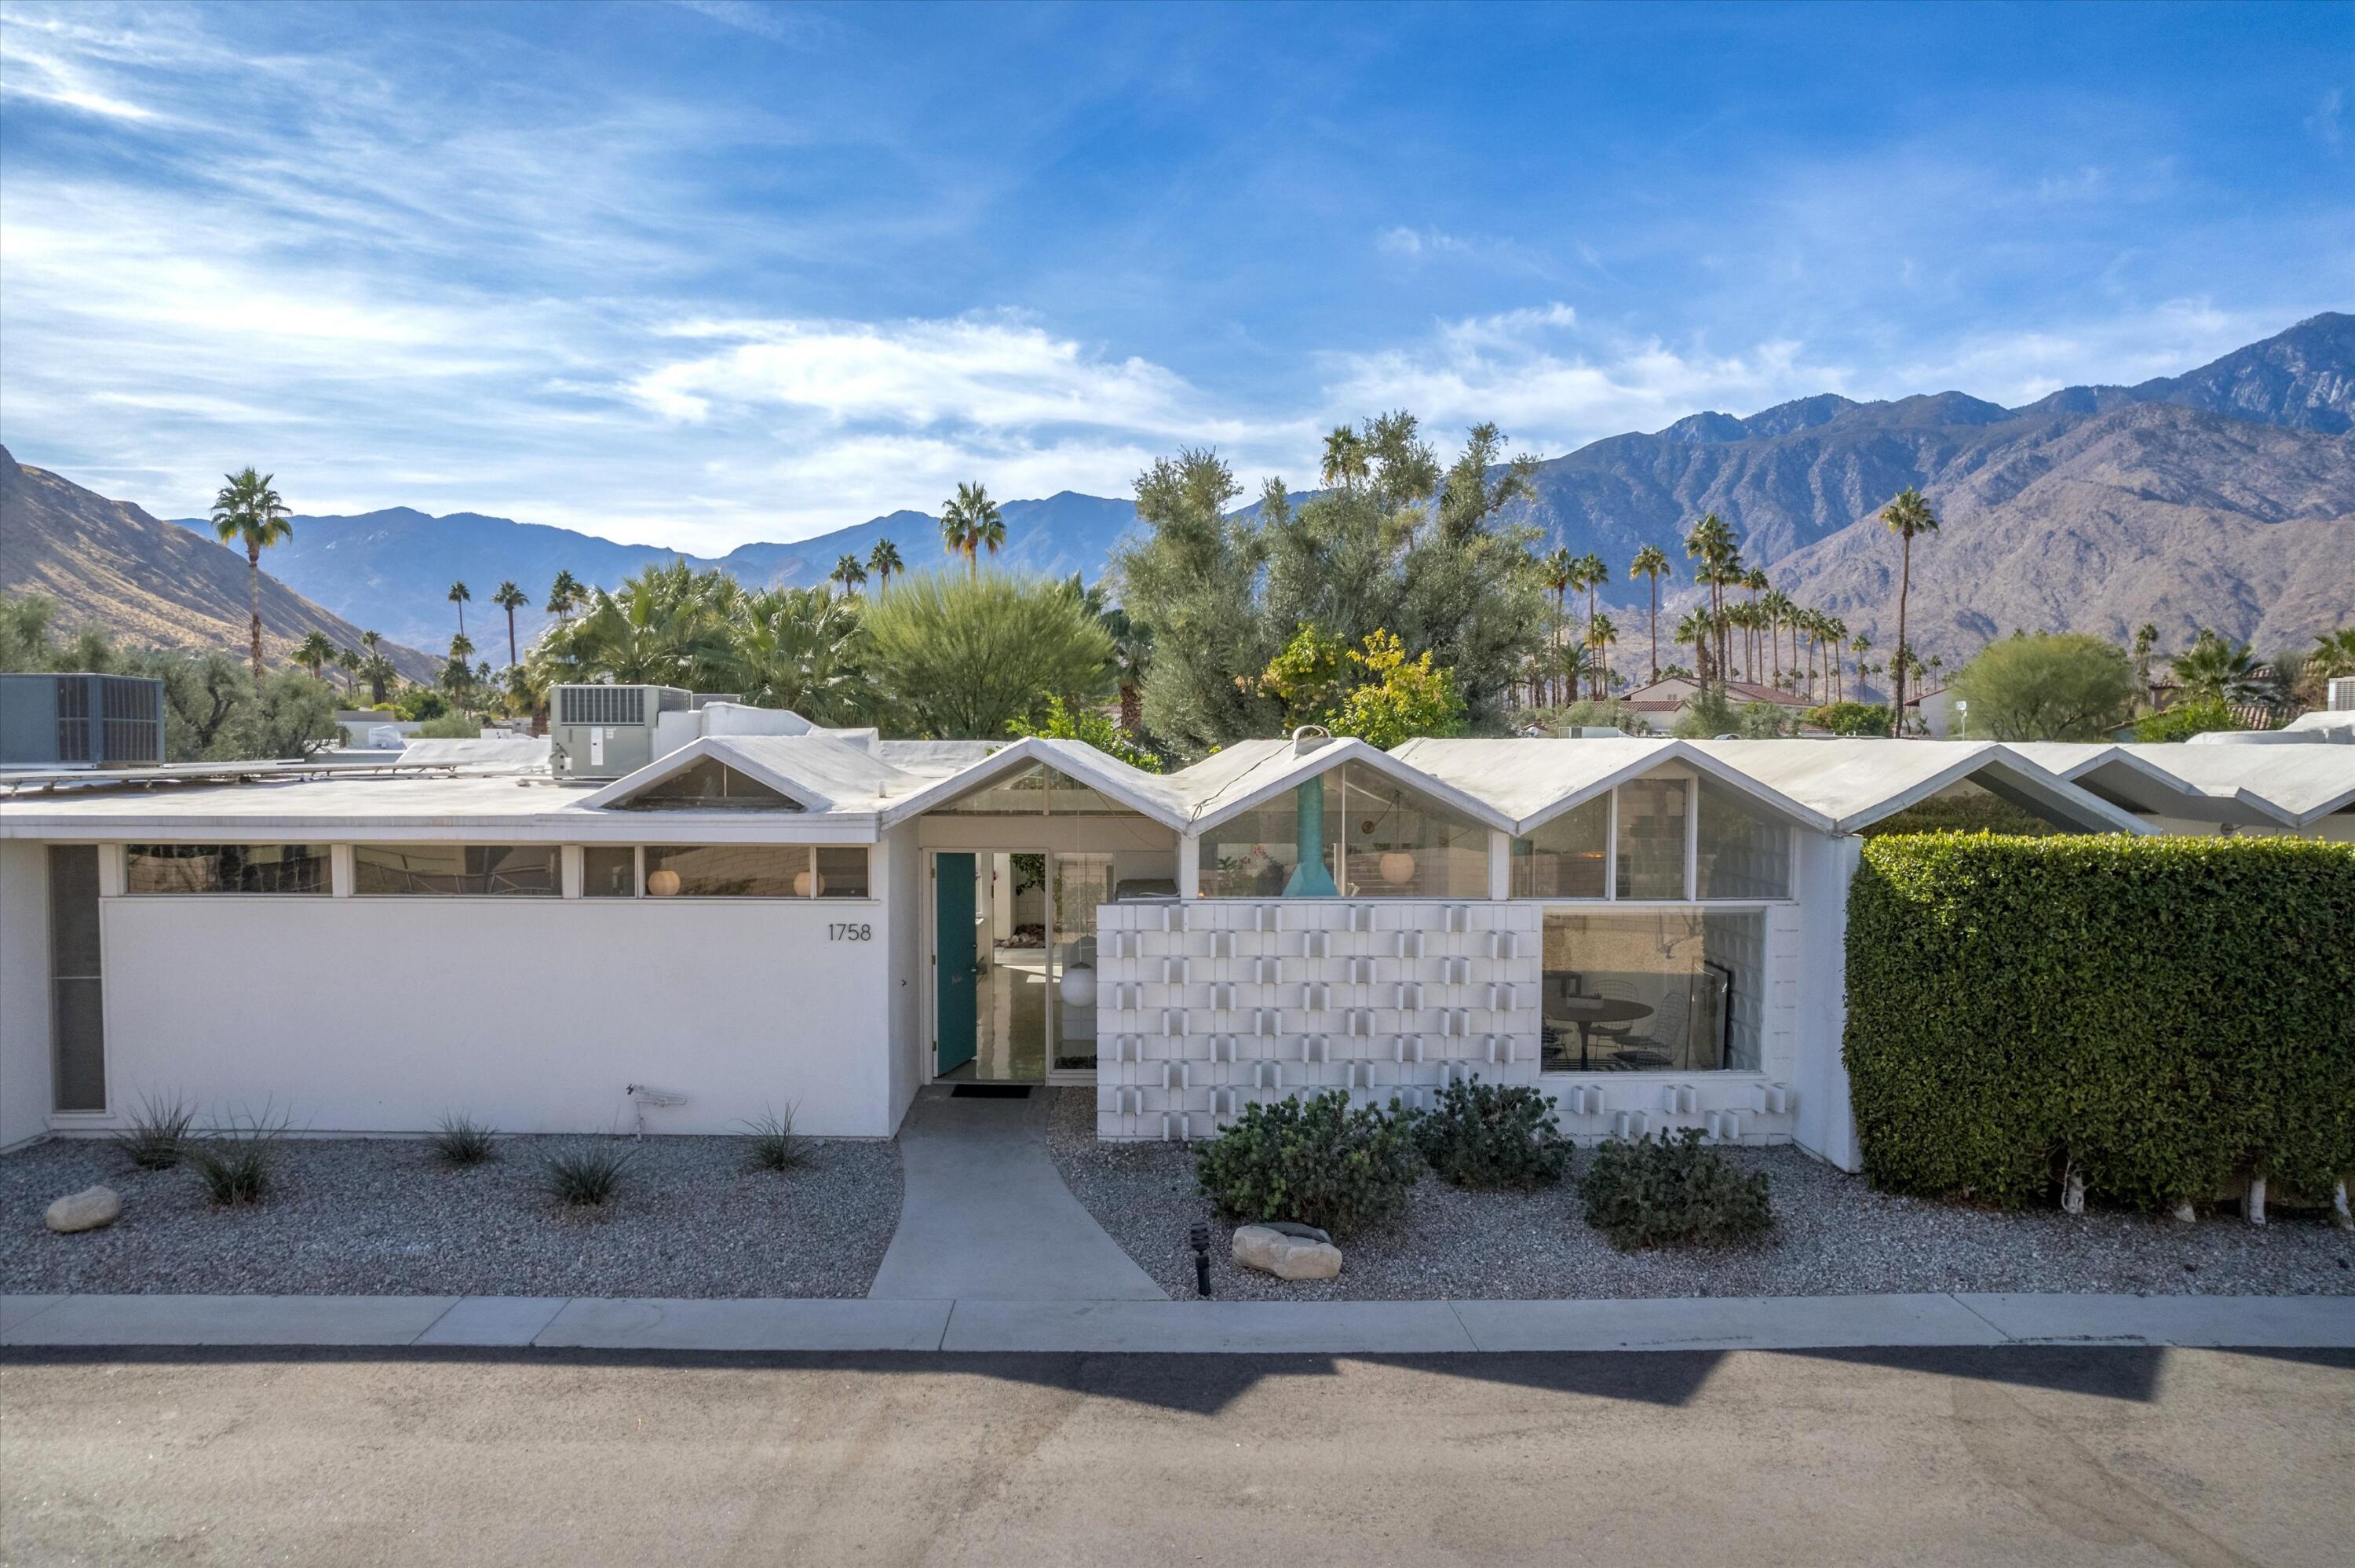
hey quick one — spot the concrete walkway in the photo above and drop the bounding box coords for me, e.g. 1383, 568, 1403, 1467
4, 1291, 2350, 1354
865, 1086, 1167, 1302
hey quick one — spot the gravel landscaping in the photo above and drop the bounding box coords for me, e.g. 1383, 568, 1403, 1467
1, 1133, 902, 1298
1045, 1089, 2355, 1301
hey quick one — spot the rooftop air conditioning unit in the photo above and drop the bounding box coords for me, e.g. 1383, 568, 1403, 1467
2331, 676, 2355, 714
0, 673, 166, 768
550, 684, 693, 779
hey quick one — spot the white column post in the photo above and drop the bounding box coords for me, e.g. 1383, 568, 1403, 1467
1487, 829, 1511, 902
1177, 831, 1200, 899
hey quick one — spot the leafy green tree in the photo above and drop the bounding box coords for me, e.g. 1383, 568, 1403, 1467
2136, 696, 2242, 742
1630, 543, 1671, 683
1674, 689, 1794, 738
1258, 622, 1350, 727
492, 581, 528, 668
1878, 487, 1939, 731
1328, 629, 1467, 749
1805, 701, 1893, 737
1948, 632, 2139, 741
1109, 449, 1278, 751
937, 482, 1005, 573
210, 467, 293, 675
860, 571, 1112, 738
1009, 694, 1164, 771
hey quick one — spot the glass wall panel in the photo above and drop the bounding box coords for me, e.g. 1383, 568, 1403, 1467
47, 845, 104, 1112
1539, 909, 1763, 1072
1696, 777, 1791, 900
352, 844, 559, 895
125, 844, 327, 894
932, 764, 1135, 815
812, 846, 870, 899
1613, 778, 1688, 899
638, 845, 871, 897
1049, 852, 1114, 1072
1198, 761, 1489, 898
1510, 796, 1608, 898
583, 846, 637, 897
619, 759, 798, 809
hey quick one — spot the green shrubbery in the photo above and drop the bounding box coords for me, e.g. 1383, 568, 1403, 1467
1846, 835, 2355, 1211
1582, 1130, 1773, 1249
1194, 1090, 1422, 1236
1412, 1079, 1571, 1191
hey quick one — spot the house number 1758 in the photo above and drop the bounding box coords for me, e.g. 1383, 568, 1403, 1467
829, 923, 873, 941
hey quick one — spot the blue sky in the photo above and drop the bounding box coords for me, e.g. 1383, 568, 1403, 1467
2, 0, 2347, 552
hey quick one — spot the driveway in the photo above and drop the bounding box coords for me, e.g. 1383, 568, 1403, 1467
5, 1344, 2348, 1566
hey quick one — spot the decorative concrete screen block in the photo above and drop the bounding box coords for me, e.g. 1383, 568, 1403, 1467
1348, 956, 1377, 985
1442, 905, 1473, 934
1660, 1084, 1698, 1115
1303, 981, 1330, 1012
1108, 1035, 1143, 1065
1163, 1061, 1191, 1091
1253, 1060, 1283, 1091
1346, 1061, 1374, 1090
1209, 931, 1236, 960
1486, 982, 1516, 1011
1254, 956, 1283, 985
1209, 983, 1237, 1011
1300, 1035, 1330, 1064
1612, 1109, 1650, 1139
1396, 981, 1422, 1012
1706, 1110, 1742, 1142
1751, 1083, 1795, 1116
1160, 1008, 1187, 1037
1108, 932, 1139, 961
1213, 1086, 1242, 1117
1162, 956, 1189, 984
1562, 1085, 1605, 1117
1209, 1034, 1239, 1063
1393, 1035, 1425, 1064
1485, 1035, 1517, 1066
1159, 906, 1187, 934
1395, 1085, 1428, 1112
1439, 1008, 1470, 1038
1488, 931, 1519, 961
1112, 982, 1142, 1011
1253, 904, 1280, 933
1349, 904, 1379, 933
1114, 1086, 1143, 1115
1440, 1061, 1474, 1088
1254, 1008, 1282, 1037
1345, 1008, 1375, 1037
1442, 957, 1472, 986
1302, 931, 1331, 960
1393, 930, 1425, 961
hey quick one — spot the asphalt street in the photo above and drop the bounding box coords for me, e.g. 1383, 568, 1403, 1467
4, 1344, 2350, 1566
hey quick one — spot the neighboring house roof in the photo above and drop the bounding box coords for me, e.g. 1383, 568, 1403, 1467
1684, 738, 2148, 836
1615, 676, 1815, 713
1903, 686, 1948, 708
394, 738, 551, 774
2113, 743, 2355, 829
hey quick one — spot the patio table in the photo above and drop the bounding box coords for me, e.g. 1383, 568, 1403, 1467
1546, 997, 1654, 1071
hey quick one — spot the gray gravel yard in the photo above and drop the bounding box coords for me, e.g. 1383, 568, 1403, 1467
0, 1133, 901, 1298
1044, 1089, 2355, 1302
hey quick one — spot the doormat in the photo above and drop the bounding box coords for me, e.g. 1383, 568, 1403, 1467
951, 1085, 1033, 1099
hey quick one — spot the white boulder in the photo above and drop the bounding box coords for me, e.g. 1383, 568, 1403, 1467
1232, 1223, 1342, 1281
45, 1185, 122, 1234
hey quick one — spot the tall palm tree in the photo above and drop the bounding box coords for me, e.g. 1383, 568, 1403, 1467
867, 538, 904, 590
831, 554, 868, 594
356, 631, 394, 704
2171, 630, 2265, 703
294, 630, 337, 681
2130, 622, 2160, 694
448, 580, 472, 639
1674, 607, 1714, 686
1878, 487, 1939, 735
1320, 425, 1370, 492
1849, 633, 1871, 701
491, 581, 528, 669
1586, 613, 1619, 700
1741, 567, 1769, 677
938, 482, 1005, 574
546, 570, 584, 622
210, 467, 294, 675
449, 631, 475, 665
1573, 552, 1608, 655
1101, 606, 1154, 735
1629, 543, 1670, 683
1823, 616, 1848, 701
1683, 512, 1738, 692
1539, 546, 1574, 704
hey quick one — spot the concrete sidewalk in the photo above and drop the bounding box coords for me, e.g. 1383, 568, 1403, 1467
4, 1290, 2350, 1354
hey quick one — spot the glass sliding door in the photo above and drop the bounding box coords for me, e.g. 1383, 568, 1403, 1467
1048, 852, 1114, 1073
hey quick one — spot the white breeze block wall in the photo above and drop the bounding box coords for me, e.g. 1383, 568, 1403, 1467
1092, 899, 1543, 1141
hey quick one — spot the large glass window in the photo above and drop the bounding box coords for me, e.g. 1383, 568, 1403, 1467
125, 844, 327, 894
619, 759, 800, 810
583, 846, 637, 897
1613, 778, 1688, 900
48, 845, 104, 1112
1510, 797, 1608, 898
931, 764, 1135, 815
352, 844, 559, 896
1539, 909, 1764, 1073
1199, 761, 1489, 898
1695, 777, 1791, 900
641, 845, 868, 898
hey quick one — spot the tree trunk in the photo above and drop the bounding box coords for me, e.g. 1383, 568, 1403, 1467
506, 608, 519, 670
1648, 578, 1659, 683
246, 545, 264, 676
1891, 533, 1912, 736
1119, 683, 1141, 735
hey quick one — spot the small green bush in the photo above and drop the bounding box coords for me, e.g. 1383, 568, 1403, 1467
743, 1105, 808, 1172
189, 1103, 290, 1206
429, 1113, 498, 1167
1412, 1078, 1570, 1191
1803, 701, 1892, 737
1194, 1090, 1422, 1237
117, 1091, 195, 1171
539, 1141, 635, 1206
1582, 1130, 1773, 1249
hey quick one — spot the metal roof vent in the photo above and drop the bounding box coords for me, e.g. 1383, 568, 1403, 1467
1291, 724, 1332, 757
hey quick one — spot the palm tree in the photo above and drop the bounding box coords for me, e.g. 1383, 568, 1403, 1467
1320, 425, 1370, 492
1878, 487, 1939, 735
1573, 552, 1609, 659
210, 467, 294, 675
292, 630, 337, 681
2130, 622, 2160, 698
938, 482, 1006, 574
1586, 613, 1619, 700
1823, 616, 1848, 701
356, 629, 392, 703
1674, 607, 1714, 686
831, 555, 868, 594
449, 631, 475, 666
1101, 606, 1154, 735
867, 538, 904, 590
1629, 543, 1670, 683
1741, 567, 1769, 677
546, 570, 584, 623
1683, 513, 1738, 692
448, 580, 472, 640
1849, 633, 1871, 700
2171, 630, 2265, 703
492, 581, 528, 669
1539, 546, 1575, 704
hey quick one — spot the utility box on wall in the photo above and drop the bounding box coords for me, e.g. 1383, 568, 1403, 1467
0, 673, 166, 768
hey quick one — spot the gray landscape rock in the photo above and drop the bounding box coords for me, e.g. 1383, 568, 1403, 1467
1261, 1220, 1332, 1244
1233, 1223, 1342, 1281
45, 1185, 122, 1234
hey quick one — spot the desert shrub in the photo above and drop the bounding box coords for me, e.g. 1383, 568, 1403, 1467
1582, 1130, 1773, 1249
188, 1103, 291, 1206
743, 1105, 808, 1172
539, 1140, 635, 1206
429, 1113, 498, 1167
1412, 1078, 1571, 1191
1194, 1090, 1422, 1237
1846, 834, 2355, 1211
1804, 701, 1891, 737
117, 1091, 195, 1171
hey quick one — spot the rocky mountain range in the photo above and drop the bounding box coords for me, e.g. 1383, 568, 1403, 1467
0, 446, 440, 682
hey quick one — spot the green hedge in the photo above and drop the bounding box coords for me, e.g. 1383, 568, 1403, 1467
1844, 834, 2355, 1210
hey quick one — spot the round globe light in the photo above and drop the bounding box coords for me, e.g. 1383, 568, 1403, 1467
1060, 964, 1097, 1009
794, 868, 826, 898
646, 868, 681, 897
1378, 851, 1416, 886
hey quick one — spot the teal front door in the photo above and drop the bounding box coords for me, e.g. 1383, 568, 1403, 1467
934, 852, 978, 1075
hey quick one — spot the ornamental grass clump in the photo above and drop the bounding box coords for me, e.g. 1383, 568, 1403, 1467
1193, 1090, 1422, 1238
743, 1105, 809, 1172
1412, 1078, 1572, 1191
117, 1091, 195, 1172
429, 1113, 499, 1167
1581, 1130, 1773, 1250
539, 1140, 636, 1207
189, 1102, 292, 1207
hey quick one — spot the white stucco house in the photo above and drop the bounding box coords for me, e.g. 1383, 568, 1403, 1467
4, 698, 2344, 1173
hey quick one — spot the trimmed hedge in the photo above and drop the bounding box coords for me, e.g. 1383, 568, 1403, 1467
1845, 834, 2355, 1211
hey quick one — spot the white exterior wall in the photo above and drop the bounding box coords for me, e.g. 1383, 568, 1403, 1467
0, 842, 53, 1150
87, 889, 898, 1138
883, 822, 925, 1129
1791, 833, 1863, 1170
